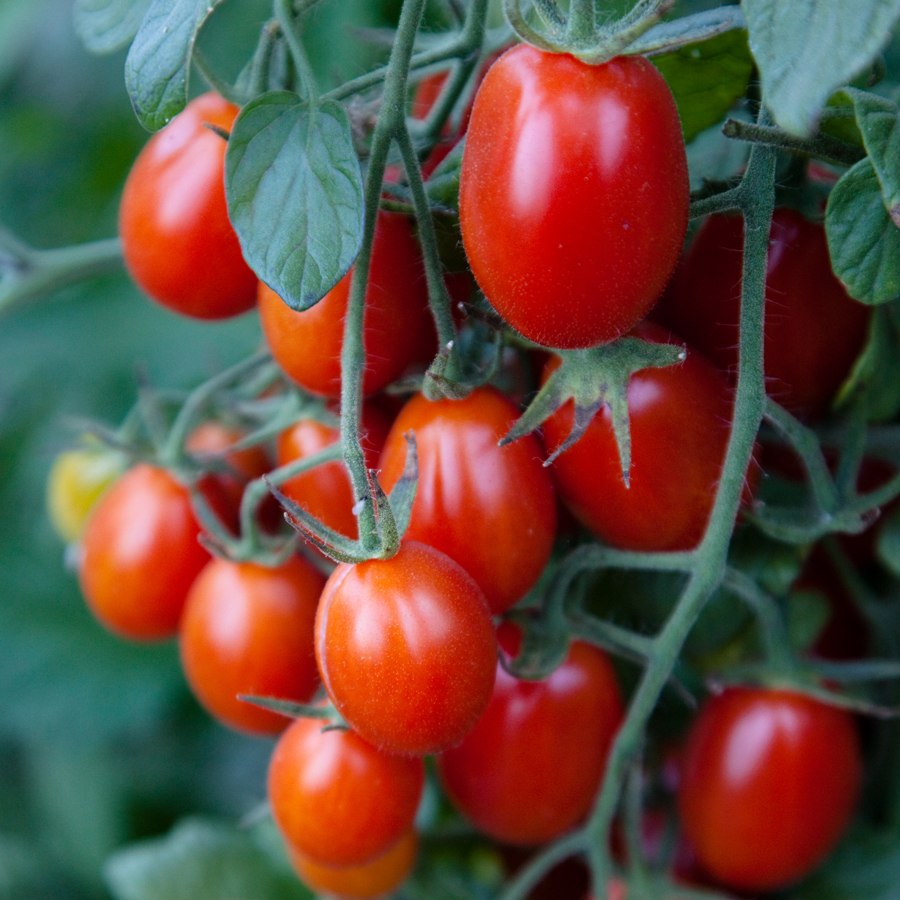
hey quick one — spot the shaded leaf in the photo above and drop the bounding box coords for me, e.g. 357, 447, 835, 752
73, 0, 152, 54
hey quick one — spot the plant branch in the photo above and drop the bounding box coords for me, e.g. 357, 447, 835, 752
723, 118, 866, 168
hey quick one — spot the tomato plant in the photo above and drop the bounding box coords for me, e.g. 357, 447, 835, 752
459, 44, 689, 349
678, 687, 862, 892
118, 93, 258, 320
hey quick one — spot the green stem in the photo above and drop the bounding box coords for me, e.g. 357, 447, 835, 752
566, 0, 596, 44
723, 567, 794, 669
274, 0, 318, 104
192, 47, 243, 106
722, 118, 865, 168
689, 187, 740, 220
497, 831, 588, 900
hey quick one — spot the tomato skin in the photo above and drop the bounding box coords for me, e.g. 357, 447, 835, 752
78, 464, 210, 640
678, 687, 862, 892
438, 624, 623, 845
378, 387, 557, 614
460, 46, 689, 349
119, 93, 257, 320
258, 211, 434, 397
268, 716, 424, 868
179, 556, 325, 735
654, 209, 871, 418
315, 541, 497, 756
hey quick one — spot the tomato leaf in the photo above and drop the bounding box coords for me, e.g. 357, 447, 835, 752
73, 0, 152, 54
685, 117, 750, 191
743, 0, 900, 137
125, 0, 225, 132
826, 157, 900, 305
225, 92, 364, 312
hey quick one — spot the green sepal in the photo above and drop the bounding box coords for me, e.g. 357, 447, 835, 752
501, 607, 571, 682
385, 433, 418, 544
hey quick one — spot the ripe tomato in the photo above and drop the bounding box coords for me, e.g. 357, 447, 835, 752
378, 387, 557, 615
460, 45, 689, 349
78, 464, 210, 640
678, 687, 862, 892
179, 556, 325, 735
542, 322, 748, 552
119, 93, 257, 320
286, 829, 418, 899
653, 208, 872, 418
258, 211, 434, 397
315, 541, 497, 756
438, 623, 622, 845
267, 715, 424, 868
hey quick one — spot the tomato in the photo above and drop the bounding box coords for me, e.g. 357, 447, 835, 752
267, 715, 424, 868
258, 211, 434, 397
653, 208, 872, 418
119, 93, 257, 320
286, 829, 418, 899
438, 623, 622, 845
78, 464, 210, 640
542, 322, 749, 552
378, 387, 557, 615
459, 45, 689, 349
678, 687, 862, 892
315, 541, 497, 756
179, 556, 325, 735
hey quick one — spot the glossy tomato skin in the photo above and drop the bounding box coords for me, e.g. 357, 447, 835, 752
438, 624, 623, 845
654, 209, 871, 418
460, 46, 689, 349
78, 464, 210, 640
378, 387, 557, 615
119, 93, 257, 319
179, 556, 325, 735
316, 541, 497, 756
678, 687, 862, 892
268, 715, 424, 868
258, 211, 434, 397
543, 322, 745, 552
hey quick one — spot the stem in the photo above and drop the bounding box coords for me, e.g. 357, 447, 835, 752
275, 0, 318, 104
498, 831, 588, 900
723, 567, 794, 669
722, 119, 865, 168
192, 47, 243, 106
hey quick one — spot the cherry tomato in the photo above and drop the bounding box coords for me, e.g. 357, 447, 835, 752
267, 715, 424, 868
119, 93, 257, 319
315, 541, 497, 756
460, 45, 689, 349
378, 387, 557, 615
78, 464, 210, 640
542, 322, 748, 552
286, 829, 418, 899
654, 208, 872, 418
438, 623, 622, 845
258, 211, 434, 397
678, 687, 862, 892
179, 556, 325, 735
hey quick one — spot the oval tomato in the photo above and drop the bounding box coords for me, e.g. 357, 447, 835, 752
268, 715, 424, 868
460, 45, 689, 349
378, 387, 557, 615
678, 687, 862, 892
653, 208, 871, 418
119, 93, 257, 320
179, 556, 325, 735
258, 211, 434, 397
78, 464, 210, 640
438, 624, 623, 845
315, 541, 497, 756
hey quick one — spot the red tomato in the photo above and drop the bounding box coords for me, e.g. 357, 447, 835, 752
179, 556, 325, 735
315, 541, 497, 756
438, 623, 622, 845
78, 464, 210, 640
258, 211, 434, 397
459, 45, 689, 349
286, 829, 418, 899
654, 209, 872, 418
678, 687, 862, 892
267, 715, 424, 868
378, 387, 557, 615
119, 93, 257, 320
543, 322, 749, 551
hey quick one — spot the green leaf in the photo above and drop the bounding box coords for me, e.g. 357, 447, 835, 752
826, 157, 900, 305
743, 0, 900, 136
653, 30, 754, 144
685, 117, 750, 191
125, 0, 224, 132
225, 92, 364, 311
878, 505, 900, 579
73, 0, 152, 54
